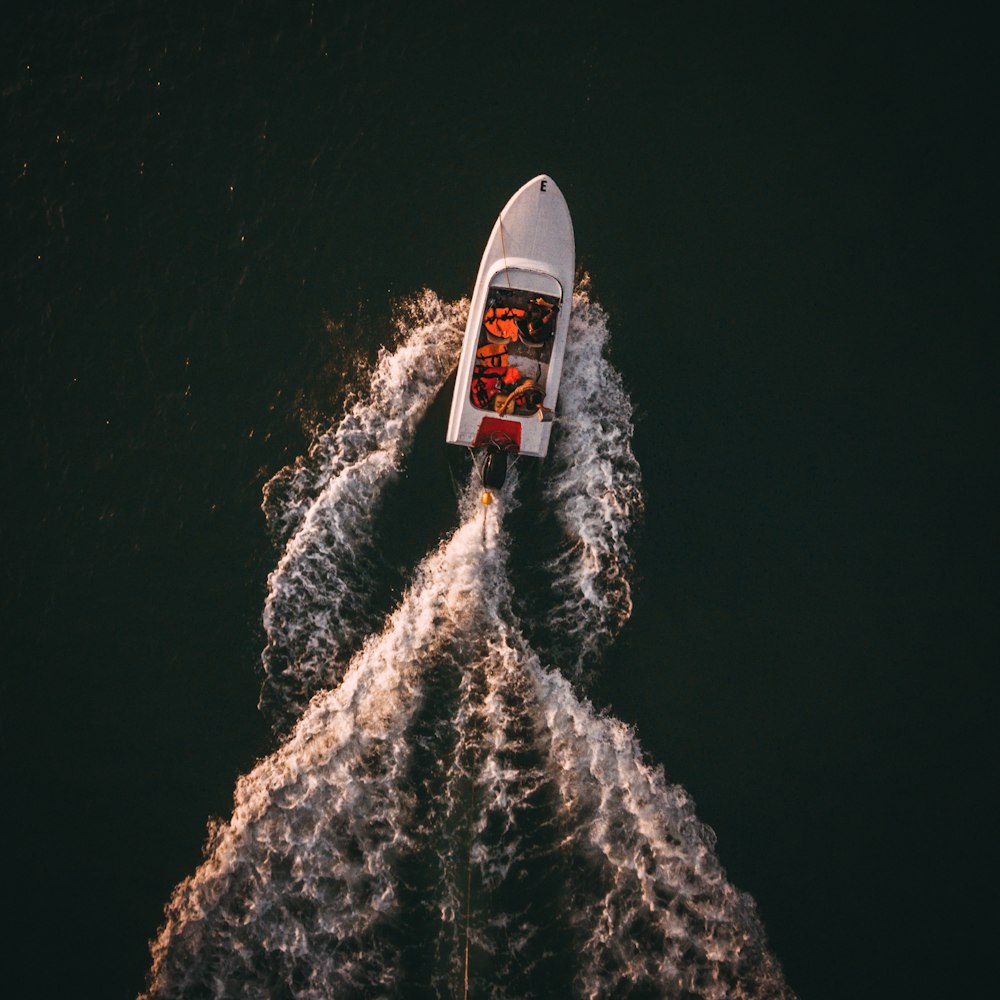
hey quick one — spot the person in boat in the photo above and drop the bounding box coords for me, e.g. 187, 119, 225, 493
522, 296, 557, 347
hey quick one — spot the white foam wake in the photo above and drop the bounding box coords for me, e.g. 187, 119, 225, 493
259, 290, 466, 729
543, 281, 643, 675
443, 578, 556, 994
142, 482, 503, 1000
143, 287, 794, 1000
530, 662, 790, 999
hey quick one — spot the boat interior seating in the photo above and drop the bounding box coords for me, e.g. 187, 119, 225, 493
469, 286, 560, 415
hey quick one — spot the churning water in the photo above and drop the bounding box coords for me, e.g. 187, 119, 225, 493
141, 289, 792, 999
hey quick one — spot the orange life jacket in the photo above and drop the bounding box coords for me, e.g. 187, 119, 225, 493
476, 342, 508, 366
526, 298, 556, 337
470, 365, 521, 409
484, 306, 525, 340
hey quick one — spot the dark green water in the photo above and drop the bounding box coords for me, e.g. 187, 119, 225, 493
3, 3, 993, 998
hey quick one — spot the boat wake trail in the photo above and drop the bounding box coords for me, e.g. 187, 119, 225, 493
259, 291, 467, 732
540, 284, 643, 677
142, 288, 794, 999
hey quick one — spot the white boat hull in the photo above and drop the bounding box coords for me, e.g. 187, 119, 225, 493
446, 175, 575, 459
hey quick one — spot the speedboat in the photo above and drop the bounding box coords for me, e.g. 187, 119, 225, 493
446, 175, 575, 494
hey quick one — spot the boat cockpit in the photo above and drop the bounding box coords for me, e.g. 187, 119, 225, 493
469, 284, 561, 417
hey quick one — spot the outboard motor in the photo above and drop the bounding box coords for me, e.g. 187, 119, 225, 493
481, 449, 508, 490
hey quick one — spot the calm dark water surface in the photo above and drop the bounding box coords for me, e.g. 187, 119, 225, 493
3, 3, 993, 998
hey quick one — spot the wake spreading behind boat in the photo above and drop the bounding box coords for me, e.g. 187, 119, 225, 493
446, 175, 575, 497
